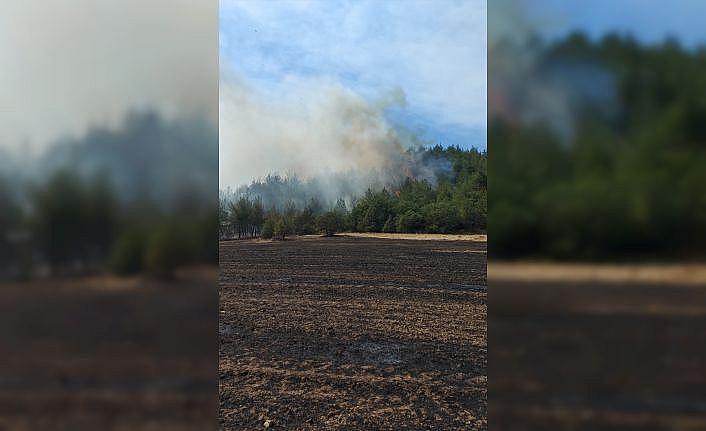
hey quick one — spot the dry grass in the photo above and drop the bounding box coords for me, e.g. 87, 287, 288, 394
340, 232, 486, 242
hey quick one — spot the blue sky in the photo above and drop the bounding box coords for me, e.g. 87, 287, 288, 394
530, 0, 706, 47
220, 0, 487, 151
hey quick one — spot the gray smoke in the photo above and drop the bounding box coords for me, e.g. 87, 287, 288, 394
219, 73, 410, 187
219, 73, 454, 207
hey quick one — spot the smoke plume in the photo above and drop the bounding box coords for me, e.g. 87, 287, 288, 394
219, 74, 418, 189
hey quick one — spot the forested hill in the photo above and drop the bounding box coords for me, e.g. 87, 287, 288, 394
220, 145, 486, 238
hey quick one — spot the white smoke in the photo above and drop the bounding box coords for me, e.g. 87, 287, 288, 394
219, 73, 409, 188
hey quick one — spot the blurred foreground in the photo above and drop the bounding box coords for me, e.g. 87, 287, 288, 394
489, 14, 706, 260
0, 113, 218, 430
490, 263, 706, 430
0, 1, 218, 427
489, 1, 706, 429
0, 267, 217, 430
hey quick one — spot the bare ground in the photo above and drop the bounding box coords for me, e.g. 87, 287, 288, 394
219, 235, 487, 430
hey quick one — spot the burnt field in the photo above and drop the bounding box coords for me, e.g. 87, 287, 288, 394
491, 266, 706, 430
219, 235, 487, 430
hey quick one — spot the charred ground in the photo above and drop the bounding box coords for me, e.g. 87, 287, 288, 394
219, 235, 487, 430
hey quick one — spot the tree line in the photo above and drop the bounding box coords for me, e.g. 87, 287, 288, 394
220, 146, 486, 239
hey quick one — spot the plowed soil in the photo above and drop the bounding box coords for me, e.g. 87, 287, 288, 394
219, 235, 487, 430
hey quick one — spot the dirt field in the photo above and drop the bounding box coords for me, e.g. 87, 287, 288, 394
0, 269, 217, 430
490, 263, 706, 430
219, 235, 487, 430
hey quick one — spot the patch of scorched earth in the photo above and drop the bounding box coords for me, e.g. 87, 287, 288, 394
219, 237, 487, 430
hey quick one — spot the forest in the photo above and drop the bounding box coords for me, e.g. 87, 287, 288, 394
220, 145, 487, 240
491, 32, 706, 259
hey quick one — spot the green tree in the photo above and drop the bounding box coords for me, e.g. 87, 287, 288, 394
273, 215, 288, 240
351, 188, 395, 232
250, 197, 264, 237
317, 209, 346, 236
261, 217, 275, 239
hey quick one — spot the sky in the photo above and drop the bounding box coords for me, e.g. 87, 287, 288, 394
530, 0, 706, 47
219, 0, 488, 156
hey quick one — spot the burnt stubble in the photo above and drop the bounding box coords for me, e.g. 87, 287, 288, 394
219, 235, 487, 430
